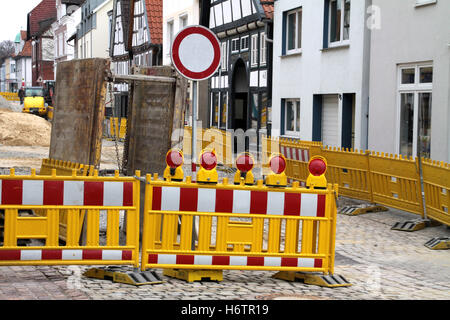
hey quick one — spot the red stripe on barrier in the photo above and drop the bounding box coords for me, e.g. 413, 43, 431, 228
281, 257, 298, 267
152, 187, 162, 211
314, 259, 323, 268
284, 193, 301, 216
121, 250, 132, 260
42, 249, 63, 260
215, 189, 233, 213
0, 250, 21, 260
148, 254, 158, 264
43, 180, 64, 205
180, 187, 198, 212
250, 191, 268, 214
295, 149, 300, 161
2, 180, 23, 205
84, 182, 104, 206
176, 255, 194, 265
247, 256, 265, 266
82, 250, 102, 260
123, 182, 134, 206
212, 256, 230, 266
317, 195, 326, 217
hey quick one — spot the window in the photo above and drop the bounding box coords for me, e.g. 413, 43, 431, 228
260, 33, 267, 65
284, 99, 301, 135
397, 64, 433, 158
221, 41, 228, 70
329, 0, 350, 45
167, 20, 174, 49
285, 8, 302, 54
240, 36, 249, 51
250, 34, 258, 66
179, 14, 188, 29
231, 38, 239, 53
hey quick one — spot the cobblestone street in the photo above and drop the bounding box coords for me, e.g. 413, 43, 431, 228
1, 200, 449, 301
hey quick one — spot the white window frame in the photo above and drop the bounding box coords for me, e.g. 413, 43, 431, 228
285, 8, 302, 55
250, 34, 258, 67
396, 63, 433, 157
221, 41, 228, 71
231, 38, 239, 53
260, 32, 267, 65
415, 0, 437, 7
285, 99, 301, 136
328, 0, 350, 47
179, 13, 188, 29
240, 35, 249, 52
167, 19, 174, 53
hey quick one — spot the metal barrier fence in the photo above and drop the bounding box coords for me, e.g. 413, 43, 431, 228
104, 117, 127, 140
140, 174, 338, 276
0, 92, 19, 102
0, 169, 141, 267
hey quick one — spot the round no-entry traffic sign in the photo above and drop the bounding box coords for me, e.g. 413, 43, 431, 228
171, 25, 221, 81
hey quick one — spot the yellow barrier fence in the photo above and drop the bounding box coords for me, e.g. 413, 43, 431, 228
0, 92, 19, 102
109, 117, 127, 140
0, 169, 141, 267
140, 175, 338, 276
422, 159, 450, 226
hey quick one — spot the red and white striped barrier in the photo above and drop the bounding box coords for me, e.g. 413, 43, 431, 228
151, 186, 326, 217
281, 146, 310, 162
0, 180, 134, 206
0, 249, 133, 261
148, 254, 322, 268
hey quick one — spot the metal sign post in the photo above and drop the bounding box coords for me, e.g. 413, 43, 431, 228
170, 25, 222, 173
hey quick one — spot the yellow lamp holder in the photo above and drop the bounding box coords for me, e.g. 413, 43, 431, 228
163, 149, 184, 182
306, 156, 328, 189
196, 149, 219, 184
234, 152, 255, 185
264, 153, 288, 187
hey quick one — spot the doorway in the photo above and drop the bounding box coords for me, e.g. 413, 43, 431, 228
231, 59, 249, 131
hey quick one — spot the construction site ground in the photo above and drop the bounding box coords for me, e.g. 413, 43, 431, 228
0, 101, 449, 303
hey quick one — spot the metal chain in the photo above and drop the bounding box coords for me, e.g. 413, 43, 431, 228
109, 82, 122, 174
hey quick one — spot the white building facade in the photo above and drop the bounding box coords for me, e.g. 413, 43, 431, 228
52, 0, 82, 73
271, 0, 371, 151
368, 0, 450, 162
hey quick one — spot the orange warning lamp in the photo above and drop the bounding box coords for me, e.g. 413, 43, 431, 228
163, 149, 184, 181
197, 149, 218, 184
264, 153, 288, 187
234, 152, 255, 185
306, 156, 328, 189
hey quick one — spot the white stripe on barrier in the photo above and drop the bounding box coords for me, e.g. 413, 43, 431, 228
62, 250, 83, 260
299, 258, 315, 268
229, 256, 247, 266
300, 194, 318, 217
266, 191, 284, 215
101, 250, 123, 260
264, 257, 282, 267
197, 188, 216, 212
21, 250, 42, 261
194, 255, 213, 265
64, 181, 84, 206
162, 187, 180, 211
232, 190, 250, 214
23, 180, 43, 205
103, 182, 123, 207
158, 254, 177, 265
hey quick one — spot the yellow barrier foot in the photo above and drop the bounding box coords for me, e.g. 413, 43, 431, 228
391, 218, 441, 232
272, 271, 352, 288
424, 237, 450, 250
163, 269, 223, 282
83, 267, 164, 286
339, 205, 388, 216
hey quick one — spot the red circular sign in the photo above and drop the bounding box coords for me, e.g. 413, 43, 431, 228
171, 25, 221, 81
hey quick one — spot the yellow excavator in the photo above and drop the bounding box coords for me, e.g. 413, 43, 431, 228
22, 83, 54, 120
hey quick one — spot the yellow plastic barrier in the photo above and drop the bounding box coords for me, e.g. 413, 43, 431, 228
0, 169, 141, 268
109, 117, 127, 140
140, 174, 338, 276
0, 92, 19, 101
422, 159, 450, 226
39, 158, 94, 177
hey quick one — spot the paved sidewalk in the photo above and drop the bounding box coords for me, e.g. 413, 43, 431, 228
1, 199, 448, 300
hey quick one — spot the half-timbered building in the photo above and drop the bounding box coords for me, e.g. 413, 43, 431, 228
205, 0, 274, 140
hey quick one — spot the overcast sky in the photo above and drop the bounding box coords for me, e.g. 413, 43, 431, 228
0, 0, 43, 42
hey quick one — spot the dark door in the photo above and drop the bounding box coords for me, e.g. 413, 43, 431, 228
234, 92, 248, 130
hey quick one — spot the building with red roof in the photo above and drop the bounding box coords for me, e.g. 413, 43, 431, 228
27, 0, 57, 86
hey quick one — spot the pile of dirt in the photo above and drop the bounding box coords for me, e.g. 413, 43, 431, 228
0, 109, 51, 147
